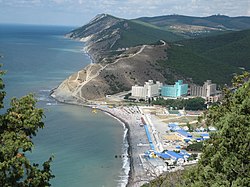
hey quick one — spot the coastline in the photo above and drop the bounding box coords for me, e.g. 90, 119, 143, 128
50, 95, 135, 187
100, 109, 133, 187
51, 36, 149, 186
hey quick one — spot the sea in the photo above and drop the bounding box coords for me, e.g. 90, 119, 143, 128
0, 24, 128, 187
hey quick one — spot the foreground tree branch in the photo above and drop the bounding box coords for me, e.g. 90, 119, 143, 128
0, 65, 54, 187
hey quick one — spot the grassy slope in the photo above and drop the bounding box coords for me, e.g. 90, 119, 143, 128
159, 30, 250, 85
70, 15, 250, 86
111, 20, 250, 86
112, 20, 183, 49
137, 15, 250, 30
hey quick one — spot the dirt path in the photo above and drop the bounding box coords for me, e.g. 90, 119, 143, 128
72, 44, 148, 100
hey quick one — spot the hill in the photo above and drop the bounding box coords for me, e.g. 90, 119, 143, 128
158, 29, 250, 85
136, 14, 250, 37
52, 14, 250, 101
67, 14, 183, 63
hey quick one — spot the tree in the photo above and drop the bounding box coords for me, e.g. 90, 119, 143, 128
0, 64, 5, 109
184, 97, 206, 111
0, 65, 54, 186
186, 142, 203, 152
183, 73, 250, 186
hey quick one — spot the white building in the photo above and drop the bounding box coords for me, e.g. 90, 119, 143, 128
131, 80, 162, 99
190, 80, 217, 98
203, 80, 217, 97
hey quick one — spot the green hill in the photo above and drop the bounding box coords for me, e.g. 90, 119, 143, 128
68, 14, 183, 51
159, 29, 250, 85
111, 20, 183, 49
68, 14, 250, 86
137, 14, 250, 30
136, 15, 250, 38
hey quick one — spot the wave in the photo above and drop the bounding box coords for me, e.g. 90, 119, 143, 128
36, 89, 59, 106
46, 102, 58, 106
119, 129, 130, 187
103, 112, 130, 187
39, 89, 51, 92
49, 48, 82, 53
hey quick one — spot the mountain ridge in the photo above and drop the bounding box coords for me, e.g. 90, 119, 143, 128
51, 14, 250, 102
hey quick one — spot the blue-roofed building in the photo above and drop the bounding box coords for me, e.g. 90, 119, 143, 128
176, 130, 192, 139
156, 150, 191, 165
163, 151, 185, 165
161, 80, 188, 98
156, 153, 171, 160
165, 151, 183, 159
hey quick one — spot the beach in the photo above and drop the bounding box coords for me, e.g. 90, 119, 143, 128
96, 105, 156, 187
51, 96, 154, 186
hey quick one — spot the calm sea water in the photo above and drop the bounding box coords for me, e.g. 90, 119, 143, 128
0, 24, 125, 187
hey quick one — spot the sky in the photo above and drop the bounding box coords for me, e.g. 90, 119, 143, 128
0, 0, 249, 26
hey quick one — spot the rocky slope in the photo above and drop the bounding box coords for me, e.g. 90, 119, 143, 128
52, 14, 183, 102
66, 14, 124, 63
51, 14, 250, 102
51, 41, 180, 101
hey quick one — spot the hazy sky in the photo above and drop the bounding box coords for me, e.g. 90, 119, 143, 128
0, 0, 249, 26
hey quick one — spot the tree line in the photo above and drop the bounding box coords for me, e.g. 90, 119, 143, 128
152, 97, 206, 110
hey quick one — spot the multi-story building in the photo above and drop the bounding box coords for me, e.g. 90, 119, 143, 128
190, 80, 217, 98
131, 80, 162, 99
161, 80, 188, 98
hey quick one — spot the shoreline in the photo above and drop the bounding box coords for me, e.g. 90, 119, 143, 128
50, 95, 135, 187
100, 109, 134, 187
51, 36, 148, 186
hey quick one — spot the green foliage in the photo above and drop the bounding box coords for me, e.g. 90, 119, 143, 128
137, 15, 250, 31
0, 67, 54, 186
159, 44, 240, 85
185, 97, 207, 110
0, 64, 5, 109
111, 20, 183, 49
188, 153, 198, 161
152, 97, 206, 111
141, 169, 187, 187
123, 93, 131, 100
182, 29, 250, 70
186, 142, 203, 152
159, 29, 250, 85
182, 74, 250, 186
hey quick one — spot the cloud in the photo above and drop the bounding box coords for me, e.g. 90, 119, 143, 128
0, 0, 249, 25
